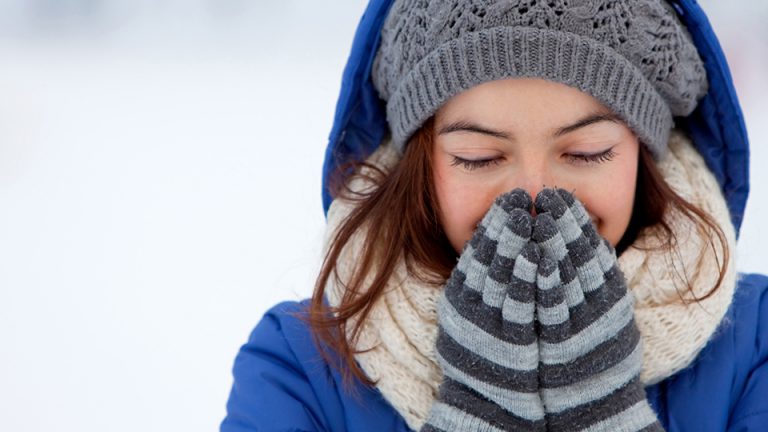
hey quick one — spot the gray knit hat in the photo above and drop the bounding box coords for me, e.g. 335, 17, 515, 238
372, 0, 708, 159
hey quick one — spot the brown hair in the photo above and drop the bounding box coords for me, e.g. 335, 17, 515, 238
617, 142, 729, 302
305, 118, 729, 388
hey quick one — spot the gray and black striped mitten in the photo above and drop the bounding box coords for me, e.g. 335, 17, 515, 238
532, 188, 663, 432
421, 189, 546, 432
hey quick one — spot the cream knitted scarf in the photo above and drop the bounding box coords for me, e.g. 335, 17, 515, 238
323, 130, 737, 431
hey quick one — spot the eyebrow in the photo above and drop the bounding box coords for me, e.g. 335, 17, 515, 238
437, 112, 622, 140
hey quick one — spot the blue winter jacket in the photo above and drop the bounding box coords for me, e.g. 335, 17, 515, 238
221, 276, 768, 431
222, 0, 766, 430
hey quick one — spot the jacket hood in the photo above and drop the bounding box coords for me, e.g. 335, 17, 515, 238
321, 0, 750, 235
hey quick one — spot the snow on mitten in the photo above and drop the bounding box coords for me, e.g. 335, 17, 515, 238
531, 188, 663, 432
422, 189, 546, 432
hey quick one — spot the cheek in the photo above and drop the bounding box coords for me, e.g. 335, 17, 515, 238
583, 164, 638, 246
434, 165, 497, 253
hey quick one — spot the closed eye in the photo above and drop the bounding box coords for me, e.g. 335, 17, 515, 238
450, 156, 503, 171
565, 147, 617, 165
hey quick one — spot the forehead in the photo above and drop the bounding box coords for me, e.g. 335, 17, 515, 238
433, 78, 632, 144
436, 78, 611, 124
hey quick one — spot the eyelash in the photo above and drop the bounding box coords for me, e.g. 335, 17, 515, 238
450, 147, 617, 171
449, 156, 503, 171
565, 148, 617, 165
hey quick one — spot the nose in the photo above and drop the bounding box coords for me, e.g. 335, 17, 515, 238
505, 161, 555, 206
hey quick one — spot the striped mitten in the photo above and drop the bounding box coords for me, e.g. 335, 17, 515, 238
531, 188, 663, 432
422, 189, 546, 432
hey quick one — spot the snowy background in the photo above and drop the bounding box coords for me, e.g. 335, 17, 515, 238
0, 1, 765, 431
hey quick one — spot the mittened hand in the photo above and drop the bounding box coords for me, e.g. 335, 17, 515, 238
421, 189, 547, 432
425, 188, 663, 432
531, 188, 663, 432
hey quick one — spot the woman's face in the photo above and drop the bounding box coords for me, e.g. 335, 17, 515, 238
433, 78, 640, 253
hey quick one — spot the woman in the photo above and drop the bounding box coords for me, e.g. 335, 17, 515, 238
222, 1, 767, 431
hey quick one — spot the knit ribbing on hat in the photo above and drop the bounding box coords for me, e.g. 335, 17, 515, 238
372, 0, 708, 159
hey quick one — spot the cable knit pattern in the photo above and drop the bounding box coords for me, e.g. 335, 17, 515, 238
323, 130, 736, 430
619, 130, 738, 385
